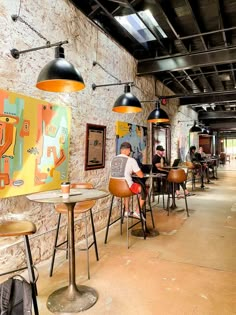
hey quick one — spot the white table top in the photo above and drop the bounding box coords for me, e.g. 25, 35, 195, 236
27, 188, 109, 204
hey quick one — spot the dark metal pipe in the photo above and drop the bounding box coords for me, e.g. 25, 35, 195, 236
92, 81, 134, 90
10, 40, 69, 59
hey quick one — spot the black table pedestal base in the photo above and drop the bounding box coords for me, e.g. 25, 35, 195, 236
131, 227, 159, 238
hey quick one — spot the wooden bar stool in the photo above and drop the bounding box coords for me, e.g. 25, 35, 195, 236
0, 220, 38, 315
49, 182, 98, 280
104, 178, 146, 248
186, 161, 197, 191
167, 169, 190, 217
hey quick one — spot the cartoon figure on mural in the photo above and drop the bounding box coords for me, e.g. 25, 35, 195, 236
0, 114, 19, 189
0, 89, 71, 198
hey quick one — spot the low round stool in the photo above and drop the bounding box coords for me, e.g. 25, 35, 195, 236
0, 220, 38, 315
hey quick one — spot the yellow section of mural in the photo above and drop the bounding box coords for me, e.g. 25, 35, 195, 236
0, 89, 71, 198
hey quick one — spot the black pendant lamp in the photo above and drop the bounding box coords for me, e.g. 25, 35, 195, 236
147, 101, 170, 123
189, 121, 202, 133
36, 46, 85, 92
112, 84, 142, 113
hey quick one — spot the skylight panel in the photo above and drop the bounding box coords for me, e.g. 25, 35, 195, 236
115, 9, 167, 44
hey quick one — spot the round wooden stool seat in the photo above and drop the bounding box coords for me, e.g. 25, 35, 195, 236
0, 220, 36, 237
0, 220, 38, 314
167, 168, 187, 183
109, 178, 135, 198
55, 200, 96, 214
186, 161, 195, 169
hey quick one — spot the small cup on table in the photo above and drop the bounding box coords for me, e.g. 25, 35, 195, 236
61, 182, 70, 199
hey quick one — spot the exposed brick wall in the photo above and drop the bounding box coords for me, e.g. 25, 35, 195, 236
0, 0, 197, 271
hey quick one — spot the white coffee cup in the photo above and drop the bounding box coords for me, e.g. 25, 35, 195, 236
61, 182, 70, 199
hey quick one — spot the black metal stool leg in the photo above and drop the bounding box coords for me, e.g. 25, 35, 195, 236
104, 196, 114, 244
120, 198, 123, 234
136, 195, 146, 240
24, 235, 39, 315
49, 213, 62, 277
90, 209, 99, 261
167, 183, 171, 216
147, 190, 155, 228
184, 186, 190, 217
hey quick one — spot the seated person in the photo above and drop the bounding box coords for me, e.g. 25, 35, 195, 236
152, 145, 189, 197
199, 146, 206, 159
198, 146, 211, 183
186, 145, 201, 170
186, 145, 199, 162
110, 142, 146, 219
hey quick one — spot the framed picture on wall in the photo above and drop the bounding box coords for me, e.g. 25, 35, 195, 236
85, 124, 106, 170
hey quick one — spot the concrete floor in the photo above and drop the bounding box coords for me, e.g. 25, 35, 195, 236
36, 162, 236, 315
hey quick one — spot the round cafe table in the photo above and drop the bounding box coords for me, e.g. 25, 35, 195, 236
27, 188, 109, 313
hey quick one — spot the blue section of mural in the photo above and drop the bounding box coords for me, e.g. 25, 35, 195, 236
115, 121, 147, 164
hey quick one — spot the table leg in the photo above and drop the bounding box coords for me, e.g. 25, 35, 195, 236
47, 202, 98, 313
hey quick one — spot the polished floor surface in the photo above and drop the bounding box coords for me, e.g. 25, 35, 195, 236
36, 161, 236, 314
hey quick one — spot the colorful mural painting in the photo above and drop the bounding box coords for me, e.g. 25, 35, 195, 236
115, 121, 147, 164
0, 89, 71, 198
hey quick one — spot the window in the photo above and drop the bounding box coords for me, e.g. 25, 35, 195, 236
115, 9, 167, 44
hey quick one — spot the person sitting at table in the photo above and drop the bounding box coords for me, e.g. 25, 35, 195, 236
199, 146, 206, 158
186, 145, 198, 162
152, 145, 189, 197
198, 146, 212, 183
110, 141, 146, 219
186, 145, 210, 184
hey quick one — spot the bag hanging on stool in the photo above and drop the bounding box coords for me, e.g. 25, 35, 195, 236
0, 275, 32, 315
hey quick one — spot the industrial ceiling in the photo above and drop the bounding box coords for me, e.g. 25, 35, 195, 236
70, 0, 236, 136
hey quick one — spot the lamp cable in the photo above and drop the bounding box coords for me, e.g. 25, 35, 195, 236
12, 14, 50, 44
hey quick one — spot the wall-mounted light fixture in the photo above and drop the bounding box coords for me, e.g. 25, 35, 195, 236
147, 100, 170, 123
189, 120, 202, 133
92, 82, 142, 113
11, 42, 85, 92
11, 15, 85, 92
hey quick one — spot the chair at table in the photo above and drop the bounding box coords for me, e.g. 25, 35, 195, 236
167, 169, 189, 217
186, 161, 199, 190
49, 182, 98, 280
104, 178, 146, 248
150, 174, 167, 209
0, 220, 38, 315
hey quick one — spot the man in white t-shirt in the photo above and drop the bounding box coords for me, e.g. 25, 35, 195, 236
110, 142, 146, 219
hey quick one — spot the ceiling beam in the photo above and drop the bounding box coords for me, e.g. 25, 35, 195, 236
158, 90, 236, 105
178, 92, 236, 105
208, 121, 236, 130
199, 111, 236, 119
218, 132, 236, 137
137, 46, 236, 74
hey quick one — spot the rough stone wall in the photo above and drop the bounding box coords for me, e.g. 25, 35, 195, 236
0, 0, 196, 271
